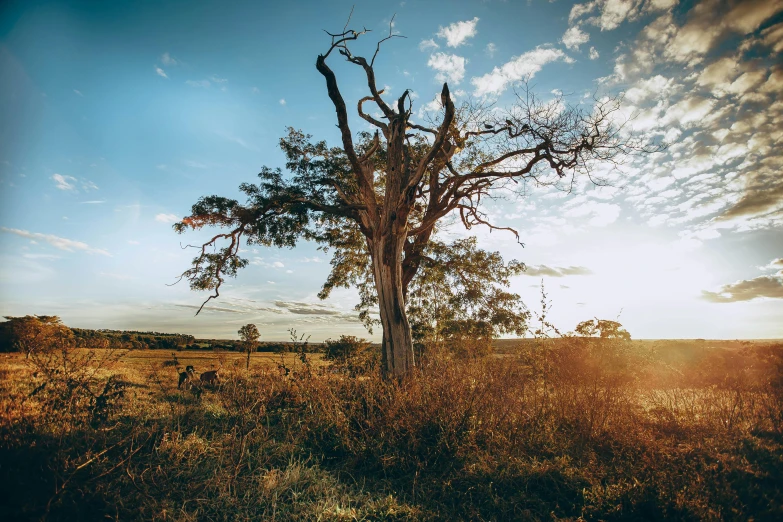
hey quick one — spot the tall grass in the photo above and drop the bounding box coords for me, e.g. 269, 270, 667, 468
1, 337, 782, 520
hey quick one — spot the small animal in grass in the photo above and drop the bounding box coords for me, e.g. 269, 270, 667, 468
200, 369, 220, 386
178, 365, 195, 389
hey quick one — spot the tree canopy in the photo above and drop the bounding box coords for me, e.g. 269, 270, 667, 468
175, 19, 652, 377
238, 323, 260, 369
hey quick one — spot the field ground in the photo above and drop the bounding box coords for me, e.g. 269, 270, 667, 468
116, 348, 325, 371
1, 340, 782, 521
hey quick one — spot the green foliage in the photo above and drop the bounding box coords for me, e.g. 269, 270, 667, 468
238, 323, 261, 369
323, 335, 377, 375
407, 237, 529, 358
237, 324, 260, 345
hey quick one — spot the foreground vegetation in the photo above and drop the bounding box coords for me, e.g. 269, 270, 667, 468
1, 335, 782, 521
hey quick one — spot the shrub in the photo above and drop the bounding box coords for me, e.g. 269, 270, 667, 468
323, 335, 376, 376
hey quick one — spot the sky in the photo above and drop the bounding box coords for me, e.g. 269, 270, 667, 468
1, 0, 782, 341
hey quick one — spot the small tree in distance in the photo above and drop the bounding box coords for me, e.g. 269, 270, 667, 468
575, 319, 631, 341
238, 323, 260, 370
175, 16, 655, 378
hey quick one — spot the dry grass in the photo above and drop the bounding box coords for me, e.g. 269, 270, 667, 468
1, 340, 782, 521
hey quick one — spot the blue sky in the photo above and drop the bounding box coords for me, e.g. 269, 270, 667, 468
1, 0, 782, 340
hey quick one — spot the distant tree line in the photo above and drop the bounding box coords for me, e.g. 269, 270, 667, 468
0, 316, 324, 353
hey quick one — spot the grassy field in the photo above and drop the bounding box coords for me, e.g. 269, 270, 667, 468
1, 339, 782, 520
117, 348, 325, 372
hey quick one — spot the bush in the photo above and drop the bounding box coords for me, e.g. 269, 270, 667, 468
323, 335, 376, 376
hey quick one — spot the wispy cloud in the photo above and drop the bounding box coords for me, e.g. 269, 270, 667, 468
81, 179, 98, 191
155, 67, 168, 79
522, 265, 593, 277
1, 227, 110, 256
155, 213, 179, 224
279, 98, 286, 105
160, 52, 178, 66
185, 79, 211, 88
52, 174, 99, 192
436, 17, 479, 48
52, 173, 76, 191
79, 200, 105, 204
73, 89, 83, 97
184, 160, 208, 169
471, 47, 566, 97
702, 275, 783, 302
485, 42, 497, 57
419, 38, 439, 52
274, 300, 351, 318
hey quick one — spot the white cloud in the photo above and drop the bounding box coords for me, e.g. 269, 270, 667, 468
73, 89, 83, 97
589, 47, 600, 60
272, 261, 285, 268
471, 47, 565, 97
279, 98, 286, 105
597, 0, 642, 31
569, 2, 598, 24
160, 52, 178, 66
1, 227, 110, 256
185, 79, 210, 88
155, 213, 179, 224
562, 25, 590, 50
436, 17, 479, 48
52, 174, 76, 191
417, 93, 443, 118
623, 74, 675, 104
485, 43, 497, 57
210, 75, 228, 84
155, 67, 168, 79
664, 96, 715, 127
427, 53, 466, 84
569, 0, 648, 31
419, 38, 439, 52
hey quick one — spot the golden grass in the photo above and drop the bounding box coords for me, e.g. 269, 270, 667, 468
1, 340, 781, 521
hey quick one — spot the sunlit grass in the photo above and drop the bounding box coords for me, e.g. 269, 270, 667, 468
1, 339, 781, 520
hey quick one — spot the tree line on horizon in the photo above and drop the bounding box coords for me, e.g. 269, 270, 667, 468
0, 316, 304, 354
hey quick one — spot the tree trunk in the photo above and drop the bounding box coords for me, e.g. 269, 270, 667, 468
246, 347, 251, 370
369, 235, 414, 378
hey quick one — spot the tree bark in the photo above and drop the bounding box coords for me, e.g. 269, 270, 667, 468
369, 235, 414, 378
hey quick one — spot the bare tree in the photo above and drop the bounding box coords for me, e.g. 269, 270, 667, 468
174, 17, 653, 378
